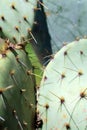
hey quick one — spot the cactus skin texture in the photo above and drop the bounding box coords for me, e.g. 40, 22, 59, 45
0, 0, 36, 43
43, 0, 87, 52
38, 38, 87, 130
0, 38, 36, 130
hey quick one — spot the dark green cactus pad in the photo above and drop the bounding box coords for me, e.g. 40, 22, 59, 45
0, 38, 36, 130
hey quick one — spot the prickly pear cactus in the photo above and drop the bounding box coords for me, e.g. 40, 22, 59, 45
43, 0, 87, 52
0, 38, 36, 130
0, 0, 36, 43
38, 38, 87, 130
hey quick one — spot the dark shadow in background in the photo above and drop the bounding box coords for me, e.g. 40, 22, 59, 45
32, 0, 52, 65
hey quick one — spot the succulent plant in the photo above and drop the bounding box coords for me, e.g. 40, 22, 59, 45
0, 0, 52, 64
43, 0, 87, 52
0, 38, 36, 130
38, 38, 87, 130
0, 0, 37, 44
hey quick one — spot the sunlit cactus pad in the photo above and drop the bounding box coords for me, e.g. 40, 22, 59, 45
38, 38, 87, 130
0, 0, 36, 43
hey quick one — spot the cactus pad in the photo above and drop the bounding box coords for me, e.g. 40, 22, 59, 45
0, 38, 36, 130
0, 0, 36, 43
38, 38, 87, 130
44, 0, 87, 52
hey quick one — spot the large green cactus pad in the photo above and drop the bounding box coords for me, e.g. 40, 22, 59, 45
0, 38, 36, 130
38, 38, 87, 130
